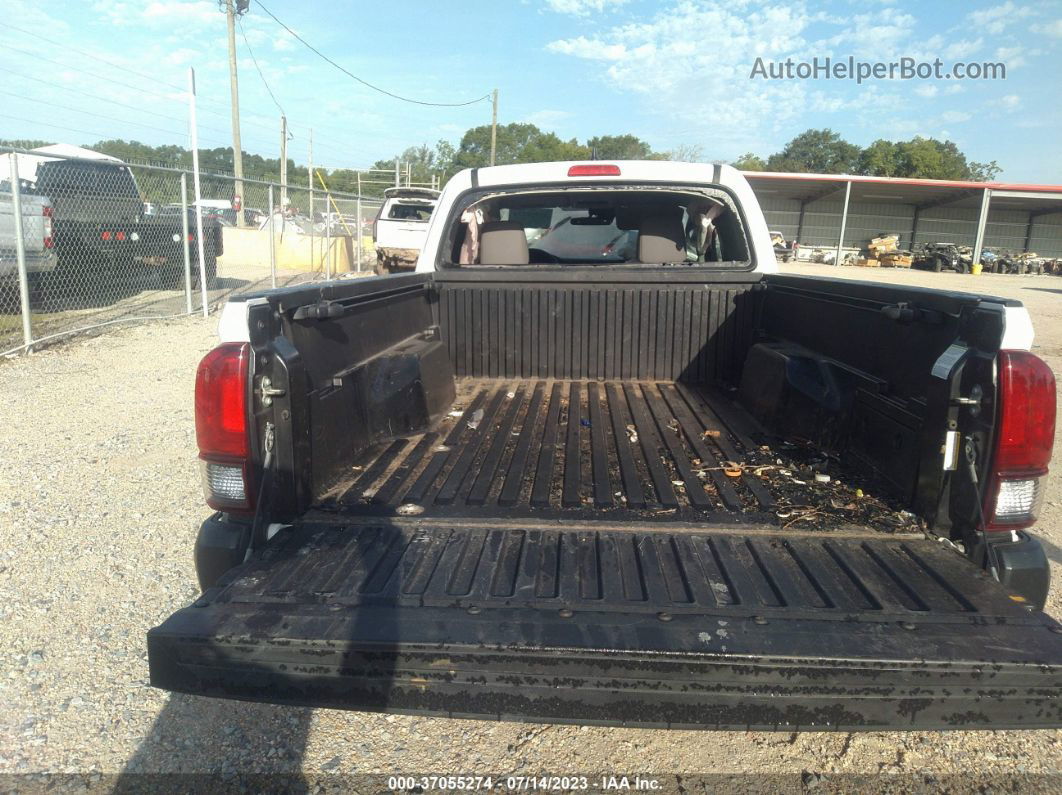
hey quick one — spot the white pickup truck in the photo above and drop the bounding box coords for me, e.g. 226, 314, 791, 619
150, 160, 1062, 731
0, 184, 55, 301
372, 186, 439, 274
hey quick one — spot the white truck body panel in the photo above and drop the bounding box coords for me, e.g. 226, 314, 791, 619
0, 192, 56, 277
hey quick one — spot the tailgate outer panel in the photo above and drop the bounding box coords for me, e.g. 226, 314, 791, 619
148, 522, 1062, 730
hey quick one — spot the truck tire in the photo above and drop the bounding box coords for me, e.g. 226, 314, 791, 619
931, 255, 944, 272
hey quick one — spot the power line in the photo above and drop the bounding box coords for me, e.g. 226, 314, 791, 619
0, 45, 278, 139
0, 88, 225, 144
0, 65, 233, 140
0, 112, 125, 144
255, 1, 491, 108
238, 17, 285, 116
4, 21, 190, 95
1, 23, 235, 114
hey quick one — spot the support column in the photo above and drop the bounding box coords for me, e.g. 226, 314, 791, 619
910, 205, 921, 249
834, 180, 851, 266
1023, 212, 1035, 252
972, 188, 992, 269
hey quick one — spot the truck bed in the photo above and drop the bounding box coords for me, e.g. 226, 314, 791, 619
315, 378, 850, 525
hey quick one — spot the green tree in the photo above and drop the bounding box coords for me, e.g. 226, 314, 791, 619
450, 122, 590, 170
586, 134, 654, 160
666, 143, 705, 162
968, 160, 1002, 181
893, 137, 970, 180
765, 128, 861, 174
731, 152, 765, 171
857, 139, 899, 176
0, 138, 53, 151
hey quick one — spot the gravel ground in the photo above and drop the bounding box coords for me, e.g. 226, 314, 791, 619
1, 264, 1061, 789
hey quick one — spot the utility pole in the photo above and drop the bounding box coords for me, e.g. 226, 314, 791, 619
279, 114, 288, 209
394, 159, 400, 188
308, 128, 314, 268
490, 88, 498, 167
225, 0, 246, 226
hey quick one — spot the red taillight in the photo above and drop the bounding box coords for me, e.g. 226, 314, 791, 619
116, 230, 127, 241
187, 233, 195, 242
568, 164, 621, 177
195, 342, 253, 513
101, 230, 112, 241
196, 342, 250, 458
984, 350, 1056, 531
42, 205, 53, 248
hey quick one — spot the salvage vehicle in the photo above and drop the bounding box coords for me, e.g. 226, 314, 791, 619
373, 186, 439, 274
149, 160, 1062, 731
913, 242, 972, 273
17, 149, 222, 292
769, 229, 797, 262
0, 183, 55, 304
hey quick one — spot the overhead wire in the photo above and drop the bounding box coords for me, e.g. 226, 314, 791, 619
255, 1, 491, 108
237, 17, 285, 116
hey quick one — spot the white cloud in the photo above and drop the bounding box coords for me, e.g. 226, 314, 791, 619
160, 47, 200, 66
1000, 93, 1021, 108
939, 110, 972, 123
942, 38, 983, 60
994, 45, 1033, 68
546, 36, 627, 59
967, 2, 1033, 35
142, 1, 217, 25
94, 0, 218, 28
915, 84, 938, 98
1034, 19, 1062, 38
544, 0, 628, 17
523, 109, 572, 127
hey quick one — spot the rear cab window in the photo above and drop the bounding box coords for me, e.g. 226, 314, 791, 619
439, 186, 752, 270
36, 161, 140, 200
386, 201, 434, 221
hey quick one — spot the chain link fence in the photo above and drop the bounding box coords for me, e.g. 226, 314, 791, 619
0, 146, 384, 355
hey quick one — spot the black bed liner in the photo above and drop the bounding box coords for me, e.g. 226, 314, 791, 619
149, 519, 1062, 730
318, 379, 786, 522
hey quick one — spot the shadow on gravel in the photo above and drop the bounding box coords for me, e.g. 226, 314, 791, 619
1023, 287, 1062, 296
114, 688, 314, 789
1037, 534, 1062, 568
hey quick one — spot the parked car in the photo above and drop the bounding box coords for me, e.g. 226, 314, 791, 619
372, 186, 439, 273
149, 160, 1062, 731
0, 183, 55, 305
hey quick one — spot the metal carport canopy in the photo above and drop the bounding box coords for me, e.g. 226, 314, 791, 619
742, 171, 1062, 263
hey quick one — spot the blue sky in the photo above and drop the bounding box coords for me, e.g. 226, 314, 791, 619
4, 0, 1061, 180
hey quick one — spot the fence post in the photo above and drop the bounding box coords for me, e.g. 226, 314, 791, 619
8, 153, 33, 350
180, 172, 193, 314
188, 67, 210, 318
268, 184, 276, 289
356, 172, 362, 272
324, 207, 332, 280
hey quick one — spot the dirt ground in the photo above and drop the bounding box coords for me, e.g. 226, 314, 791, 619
1, 262, 1060, 790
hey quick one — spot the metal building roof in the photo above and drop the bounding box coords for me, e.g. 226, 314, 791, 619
743, 171, 1062, 213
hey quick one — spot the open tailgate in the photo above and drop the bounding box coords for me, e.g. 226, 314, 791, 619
149, 521, 1062, 730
